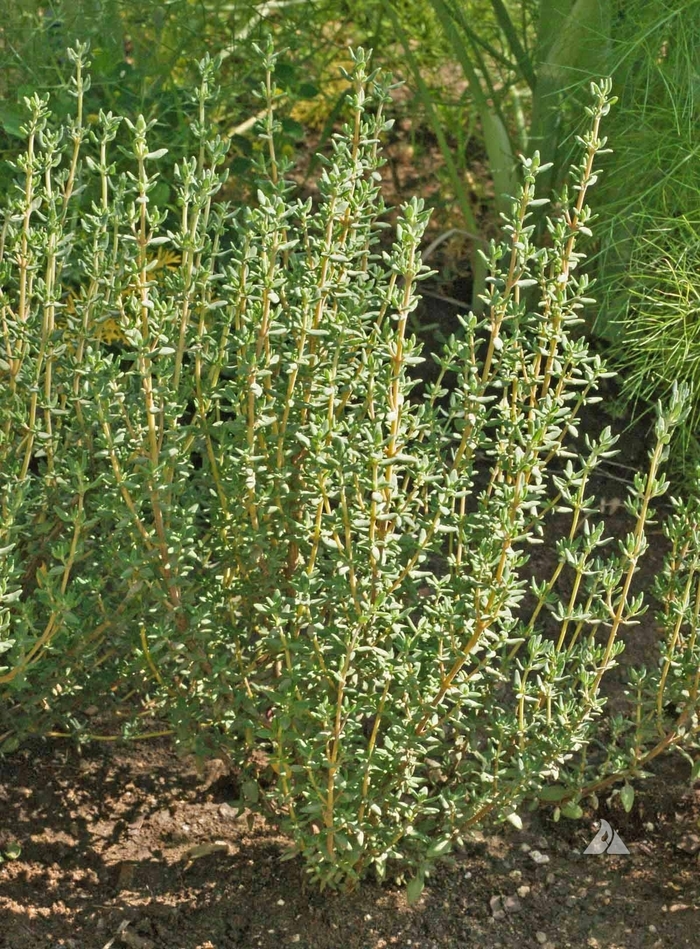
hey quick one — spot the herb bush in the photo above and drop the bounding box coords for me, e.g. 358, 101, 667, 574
1, 41, 700, 894
556, 474, 700, 817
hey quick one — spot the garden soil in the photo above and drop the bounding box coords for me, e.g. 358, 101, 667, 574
1, 735, 699, 949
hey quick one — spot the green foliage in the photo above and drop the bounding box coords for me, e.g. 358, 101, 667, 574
0, 0, 348, 202
380, 0, 700, 409
0, 841, 22, 863
1, 43, 699, 893
382, 0, 614, 306
548, 464, 700, 810
590, 1, 700, 481
607, 218, 700, 474
6, 3, 697, 473
0, 1, 209, 181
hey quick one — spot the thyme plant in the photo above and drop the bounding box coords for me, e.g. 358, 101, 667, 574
553, 460, 700, 817
1, 42, 698, 894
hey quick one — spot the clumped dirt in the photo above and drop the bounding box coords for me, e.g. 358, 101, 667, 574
1, 738, 699, 949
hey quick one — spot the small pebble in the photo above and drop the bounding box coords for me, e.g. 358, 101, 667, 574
520, 842, 532, 853
530, 850, 550, 865
537, 836, 549, 850
517, 885, 531, 898
565, 895, 576, 908
648, 925, 657, 934
546, 872, 556, 885
510, 869, 522, 882
218, 803, 238, 820
503, 895, 521, 914
676, 833, 700, 854
536, 933, 547, 945
489, 895, 506, 921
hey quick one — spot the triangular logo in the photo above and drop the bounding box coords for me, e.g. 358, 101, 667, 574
584, 819, 630, 855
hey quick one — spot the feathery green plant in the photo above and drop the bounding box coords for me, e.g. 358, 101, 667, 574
590, 2, 700, 482
607, 219, 700, 470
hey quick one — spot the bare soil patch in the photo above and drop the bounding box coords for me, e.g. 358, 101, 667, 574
1, 738, 699, 949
